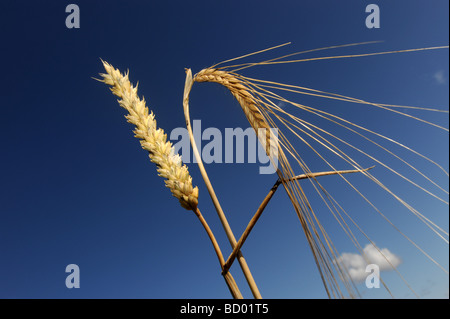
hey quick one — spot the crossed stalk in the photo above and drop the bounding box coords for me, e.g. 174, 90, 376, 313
99, 49, 449, 299
99, 61, 376, 299
100, 41, 450, 298
99, 61, 375, 299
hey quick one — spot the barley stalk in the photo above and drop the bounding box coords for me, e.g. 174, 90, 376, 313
192, 44, 449, 297
192, 66, 348, 297
184, 69, 262, 299
99, 61, 199, 210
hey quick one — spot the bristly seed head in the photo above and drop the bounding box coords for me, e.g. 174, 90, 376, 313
194, 67, 277, 161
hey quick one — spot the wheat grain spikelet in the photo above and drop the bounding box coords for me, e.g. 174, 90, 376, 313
100, 61, 199, 210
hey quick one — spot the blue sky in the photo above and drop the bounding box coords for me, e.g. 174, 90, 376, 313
0, 1, 448, 299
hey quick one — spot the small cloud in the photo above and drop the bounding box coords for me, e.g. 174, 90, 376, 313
433, 70, 446, 85
335, 244, 402, 283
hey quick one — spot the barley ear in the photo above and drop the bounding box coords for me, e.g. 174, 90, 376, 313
99, 61, 199, 210
193, 68, 278, 164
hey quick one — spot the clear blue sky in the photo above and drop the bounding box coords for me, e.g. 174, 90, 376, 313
0, 1, 448, 299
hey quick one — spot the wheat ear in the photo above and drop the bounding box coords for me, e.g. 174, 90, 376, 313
99, 61, 244, 299
99, 61, 199, 210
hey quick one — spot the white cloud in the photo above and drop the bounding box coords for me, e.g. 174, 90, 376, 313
433, 70, 446, 85
335, 244, 402, 283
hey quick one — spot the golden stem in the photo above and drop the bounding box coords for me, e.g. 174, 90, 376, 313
193, 207, 243, 299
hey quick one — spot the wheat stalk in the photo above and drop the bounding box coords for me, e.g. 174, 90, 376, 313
98, 61, 245, 299
99, 61, 199, 210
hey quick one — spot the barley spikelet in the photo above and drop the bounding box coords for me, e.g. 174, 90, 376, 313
100, 61, 199, 210
194, 68, 276, 159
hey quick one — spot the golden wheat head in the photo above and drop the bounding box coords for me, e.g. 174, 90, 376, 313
99, 61, 199, 210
